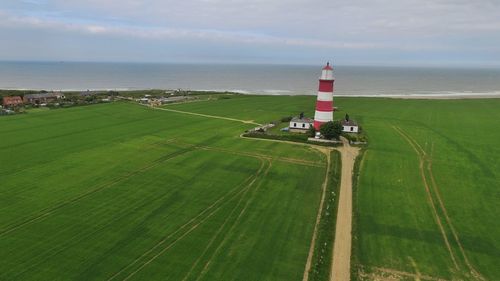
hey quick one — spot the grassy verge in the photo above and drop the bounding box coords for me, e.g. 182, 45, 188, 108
350, 148, 366, 281
309, 150, 342, 281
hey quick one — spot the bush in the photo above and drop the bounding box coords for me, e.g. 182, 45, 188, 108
281, 116, 293, 122
308, 126, 316, 137
320, 121, 342, 140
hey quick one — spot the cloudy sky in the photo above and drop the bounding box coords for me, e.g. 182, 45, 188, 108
1, 0, 500, 67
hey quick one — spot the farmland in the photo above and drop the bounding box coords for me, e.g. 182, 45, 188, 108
0, 101, 329, 280
1, 95, 499, 280
340, 98, 500, 281
166, 95, 500, 280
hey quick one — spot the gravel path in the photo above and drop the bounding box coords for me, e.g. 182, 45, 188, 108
330, 138, 359, 281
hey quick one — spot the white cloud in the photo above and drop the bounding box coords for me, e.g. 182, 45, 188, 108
1, 0, 499, 64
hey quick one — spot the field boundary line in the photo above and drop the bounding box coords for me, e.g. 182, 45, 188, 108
193, 159, 273, 281
0, 147, 197, 237
107, 159, 268, 281
393, 126, 460, 270
142, 104, 262, 126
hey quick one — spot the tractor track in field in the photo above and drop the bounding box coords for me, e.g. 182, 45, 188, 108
107, 159, 269, 281
238, 133, 358, 281
393, 126, 485, 280
0, 138, 179, 208
0, 114, 164, 151
393, 125, 460, 270
179, 160, 268, 281
144, 105, 262, 126
9, 180, 190, 279
144, 106, 356, 281
359, 266, 449, 281
197, 144, 324, 167
193, 160, 273, 281
0, 147, 197, 237
165, 138, 325, 167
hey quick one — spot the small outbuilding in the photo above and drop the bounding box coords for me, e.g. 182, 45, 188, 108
341, 119, 359, 133
289, 116, 313, 133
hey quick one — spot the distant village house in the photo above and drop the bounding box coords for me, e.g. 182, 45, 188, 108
2, 96, 24, 107
23, 92, 65, 105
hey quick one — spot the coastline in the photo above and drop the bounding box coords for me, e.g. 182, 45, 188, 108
2, 88, 500, 100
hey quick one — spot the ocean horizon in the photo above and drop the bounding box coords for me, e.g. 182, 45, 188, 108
1, 61, 500, 97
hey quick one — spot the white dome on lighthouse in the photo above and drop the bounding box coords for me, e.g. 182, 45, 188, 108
320, 62, 334, 80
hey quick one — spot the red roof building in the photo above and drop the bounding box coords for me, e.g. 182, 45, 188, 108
2, 96, 24, 107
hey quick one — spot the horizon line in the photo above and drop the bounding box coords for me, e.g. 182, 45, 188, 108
1, 59, 500, 70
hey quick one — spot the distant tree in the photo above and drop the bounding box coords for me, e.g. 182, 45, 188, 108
345, 113, 349, 121
320, 121, 342, 140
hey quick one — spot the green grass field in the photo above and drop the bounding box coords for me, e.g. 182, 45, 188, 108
0, 101, 329, 280
168, 95, 500, 280
1, 95, 499, 280
339, 98, 500, 281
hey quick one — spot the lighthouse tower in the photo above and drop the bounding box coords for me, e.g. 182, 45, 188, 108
313, 62, 335, 130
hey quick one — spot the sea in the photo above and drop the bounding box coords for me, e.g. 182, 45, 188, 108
1, 61, 500, 98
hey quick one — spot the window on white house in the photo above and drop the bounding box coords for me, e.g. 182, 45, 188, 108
302, 123, 305, 128
294, 123, 297, 127
350, 127, 353, 131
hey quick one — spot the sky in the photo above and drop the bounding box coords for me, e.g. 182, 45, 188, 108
1, 0, 500, 67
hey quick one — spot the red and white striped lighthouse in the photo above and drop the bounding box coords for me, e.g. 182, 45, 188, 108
313, 62, 335, 130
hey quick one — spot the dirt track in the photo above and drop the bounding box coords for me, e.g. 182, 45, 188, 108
330, 138, 359, 281
148, 105, 262, 126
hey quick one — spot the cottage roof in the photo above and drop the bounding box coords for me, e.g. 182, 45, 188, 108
2, 96, 23, 105
341, 119, 358, 126
291, 117, 313, 123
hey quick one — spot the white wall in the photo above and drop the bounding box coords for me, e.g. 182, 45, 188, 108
342, 125, 359, 133
290, 121, 311, 129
